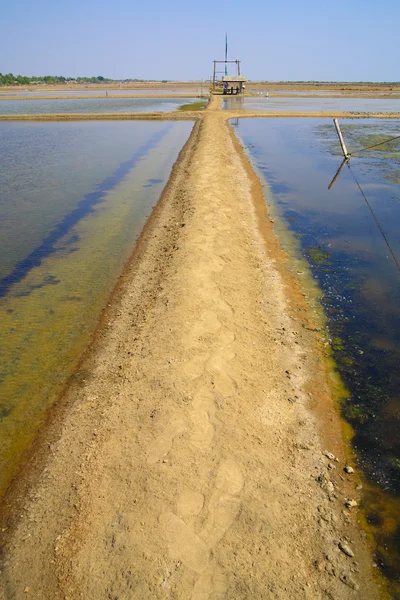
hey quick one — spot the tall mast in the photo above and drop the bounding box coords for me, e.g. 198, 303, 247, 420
225, 33, 228, 76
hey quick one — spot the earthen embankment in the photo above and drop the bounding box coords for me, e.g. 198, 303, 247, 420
0, 95, 380, 599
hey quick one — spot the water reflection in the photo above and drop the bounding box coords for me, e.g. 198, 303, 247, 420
0, 120, 193, 496
224, 97, 400, 112
0, 97, 197, 115
0, 88, 199, 97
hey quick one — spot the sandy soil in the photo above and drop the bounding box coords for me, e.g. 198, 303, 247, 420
0, 96, 381, 599
2, 110, 400, 122
1, 81, 399, 94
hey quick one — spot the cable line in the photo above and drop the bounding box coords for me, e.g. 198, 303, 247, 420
347, 163, 400, 274
349, 134, 400, 156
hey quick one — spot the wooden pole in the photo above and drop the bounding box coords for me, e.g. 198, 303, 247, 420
333, 118, 349, 158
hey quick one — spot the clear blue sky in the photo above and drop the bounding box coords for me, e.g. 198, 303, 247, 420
1, 0, 399, 82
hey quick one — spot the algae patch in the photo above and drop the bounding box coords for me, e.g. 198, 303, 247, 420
178, 100, 207, 111
305, 245, 331, 265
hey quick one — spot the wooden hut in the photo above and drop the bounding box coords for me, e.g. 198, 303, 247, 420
222, 75, 247, 95
212, 59, 247, 94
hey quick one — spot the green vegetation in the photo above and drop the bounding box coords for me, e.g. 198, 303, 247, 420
305, 245, 331, 264
178, 100, 207, 111
0, 73, 158, 86
342, 401, 373, 424
316, 123, 400, 184
331, 337, 344, 351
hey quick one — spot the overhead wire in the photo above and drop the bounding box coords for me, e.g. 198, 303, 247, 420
346, 162, 400, 274
349, 134, 400, 156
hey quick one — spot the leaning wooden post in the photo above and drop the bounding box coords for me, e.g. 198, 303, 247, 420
333, 118, 349, 158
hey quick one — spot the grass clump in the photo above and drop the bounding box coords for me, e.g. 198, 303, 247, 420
178, 100, 207, 111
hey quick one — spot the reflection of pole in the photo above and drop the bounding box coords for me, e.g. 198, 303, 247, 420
333, 118, 349, 158
328, 158, 349, 190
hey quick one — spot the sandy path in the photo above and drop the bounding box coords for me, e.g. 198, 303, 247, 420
0, 98, 380, 598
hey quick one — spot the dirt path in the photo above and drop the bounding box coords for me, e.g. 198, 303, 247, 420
0, 97, 380, 599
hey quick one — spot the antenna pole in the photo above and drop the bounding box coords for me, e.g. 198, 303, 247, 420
225, 33, 228, 76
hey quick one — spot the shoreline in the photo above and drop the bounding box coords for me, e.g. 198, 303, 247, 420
2, 93, 400, 101
1, 81, 399, 93
1, 110, 400, 121
0, 99, 381, 597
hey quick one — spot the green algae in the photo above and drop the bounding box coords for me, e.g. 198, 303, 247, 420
305, 245, 332, 264
178, 100, 207, 111
316, 121, 400, 185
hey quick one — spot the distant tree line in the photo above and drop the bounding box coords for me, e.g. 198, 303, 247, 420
0, 73, 163, 86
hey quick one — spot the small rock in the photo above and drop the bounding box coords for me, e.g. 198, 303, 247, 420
328, 462, 335, 470
340, 573, 359, 591
339, 541, 355, 557
345, 499, 358, 509
324, 451, 335, 460
314, 559, 326, 572
344, 465, 354, 474
24, 587, 30, 594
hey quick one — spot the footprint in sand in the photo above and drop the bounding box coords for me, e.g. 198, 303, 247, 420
146, 413, 188, 465
191, 566, 227, 600
160, 459, 244, 577
160, 512, 210, 573
190, 387, 215, 450
181, 310, 222, 351
183, 353, 211, 379
205, 330, 237, 398
198, 459, 243, 548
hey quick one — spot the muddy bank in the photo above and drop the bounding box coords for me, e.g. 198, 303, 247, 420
0, 112, 201, 121
0, 101, 380, 598
2, 110, 400, 122
1, 81, 399, 95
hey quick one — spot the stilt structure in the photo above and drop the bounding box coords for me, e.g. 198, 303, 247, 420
212, 36, 246, 94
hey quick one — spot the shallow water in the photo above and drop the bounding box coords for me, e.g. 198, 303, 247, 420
224, 96, 400, 112
247, 90, 400, 96
0, 89, 199, 97
0, 97, 197, 115
234, 117, 400, 589
0, 120, 193, 495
